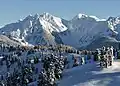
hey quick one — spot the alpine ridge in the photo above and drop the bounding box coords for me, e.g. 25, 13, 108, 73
0, 12, 120, 49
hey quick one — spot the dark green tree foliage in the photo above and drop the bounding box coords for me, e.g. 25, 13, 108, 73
117, 50, 120, 59
38, 54, 68, 86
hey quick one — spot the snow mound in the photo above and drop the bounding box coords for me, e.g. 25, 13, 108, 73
59, 60, 120, 86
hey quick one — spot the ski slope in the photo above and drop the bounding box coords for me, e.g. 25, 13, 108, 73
59, 60, 120, 86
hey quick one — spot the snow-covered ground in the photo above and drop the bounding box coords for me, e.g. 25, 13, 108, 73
1, 45, 120, 86
59, 60, 120, 86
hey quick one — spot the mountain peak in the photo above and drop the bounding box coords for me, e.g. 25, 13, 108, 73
40, 12, 53, 18
77, 13, 88, 18
42, 12, 51, 16
73, 13, 106, 21
27, 14, 33, 18
24, 14, 34, 21
34, 13, 39, 19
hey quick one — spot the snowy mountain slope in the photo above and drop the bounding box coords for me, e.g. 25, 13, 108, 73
0, 35, 21, 46
85, 36, 120, 50
0, 13, 67, 46
59, 14, 119, 48
1, 13, 120, 49
59, 60, 120, 86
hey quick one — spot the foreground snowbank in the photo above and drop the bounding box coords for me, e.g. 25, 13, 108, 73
59, 60, 120, 86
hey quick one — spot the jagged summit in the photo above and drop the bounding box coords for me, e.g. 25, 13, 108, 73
34, 13, 39, 19
20, 12, 55, 23
40, 12, 53, 17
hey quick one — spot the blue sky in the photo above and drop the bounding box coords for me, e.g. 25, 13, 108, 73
0, 0, 120, 26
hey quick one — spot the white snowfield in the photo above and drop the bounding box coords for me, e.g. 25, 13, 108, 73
59, 60, 120, 86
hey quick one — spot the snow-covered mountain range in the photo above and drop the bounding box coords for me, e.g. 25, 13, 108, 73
0, 12, 120, 49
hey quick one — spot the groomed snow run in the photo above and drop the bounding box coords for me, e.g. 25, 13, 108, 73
59, 60, 120, 86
